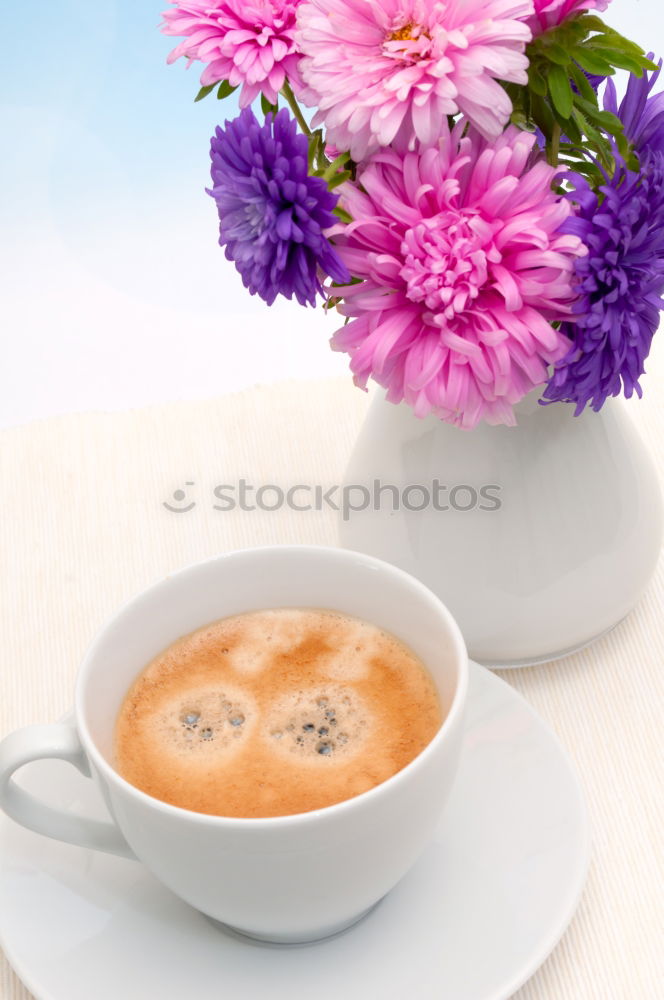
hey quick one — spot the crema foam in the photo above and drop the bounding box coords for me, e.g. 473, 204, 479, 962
114, 608, 442, 818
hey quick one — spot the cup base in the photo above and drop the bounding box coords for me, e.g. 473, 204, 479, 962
204, 901, 381, 946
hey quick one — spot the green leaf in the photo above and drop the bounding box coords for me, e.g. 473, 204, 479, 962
543, 42, 571, 67
194, 84, 216, 103
593, 37, 643, 59
626, 149, 641, 172
530, 93, 556, 138
558, 157, 600, 181
332, 206, 353, 223
511, 109, 536, 131
593, 110, 626, 135
547, 64, 574, 118
528, 65, 547, 97
557, 109, 582, 144
569, 63, 597, 105
570, 47, 614, 77
561, 159, 594, 175
571, 107, 601, 146
261, 93, 278, 116
217, 80, 238, 99
577, 14, 611, 32
570, 108, 614, 169
327, 171, 352, 190
589, 46, 650, 75
592, 30, 654, 58
637, 52, 658, 71
307, 129, 324, 172
574, 98, 626, 139
566, 18, 590, 41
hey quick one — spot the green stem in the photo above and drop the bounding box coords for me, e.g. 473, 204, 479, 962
548, 122, 561, 167
323, 151, 350, 182
332, 205, 353, 223
281, 80, 311, 136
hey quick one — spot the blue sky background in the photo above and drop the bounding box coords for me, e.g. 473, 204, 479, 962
2, 0, 247, 311
1, 1, 347, 426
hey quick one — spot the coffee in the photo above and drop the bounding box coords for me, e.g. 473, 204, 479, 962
114, 608, 442, 818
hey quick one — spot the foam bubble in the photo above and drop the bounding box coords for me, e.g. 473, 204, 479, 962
263, 686, 370, 762
148, 686, 254, 759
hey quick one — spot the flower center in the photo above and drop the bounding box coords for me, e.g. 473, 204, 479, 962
400, 212, 498, 320
384, 19, 432, 60
389, 22, 416, 42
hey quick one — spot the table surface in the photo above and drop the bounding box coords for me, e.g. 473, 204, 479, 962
0, 373, 662, 1000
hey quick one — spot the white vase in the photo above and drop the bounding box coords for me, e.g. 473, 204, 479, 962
339, 389, 662, 667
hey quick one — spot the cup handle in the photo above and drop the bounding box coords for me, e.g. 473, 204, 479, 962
0, 724, 135, 859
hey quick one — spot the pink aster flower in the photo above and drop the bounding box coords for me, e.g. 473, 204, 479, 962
329, 126, 587, 429
526, 0, 611, 36
295, 0, 533, 160
161, 1, 303, 106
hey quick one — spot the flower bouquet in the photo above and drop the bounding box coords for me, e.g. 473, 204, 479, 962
159, 1, 663, 665
161, 0, 663, 431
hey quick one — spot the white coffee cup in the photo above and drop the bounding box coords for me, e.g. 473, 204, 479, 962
0, 545, 468, 944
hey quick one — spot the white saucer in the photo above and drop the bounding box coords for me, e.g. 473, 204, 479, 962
0, 663, 589, 1000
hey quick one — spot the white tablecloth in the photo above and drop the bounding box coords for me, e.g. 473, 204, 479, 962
1, 374, 662, 999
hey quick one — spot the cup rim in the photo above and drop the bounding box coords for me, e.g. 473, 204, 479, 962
75, 544, 469, 829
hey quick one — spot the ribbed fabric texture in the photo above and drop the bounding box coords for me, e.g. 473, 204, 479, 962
0, 374, 661, 999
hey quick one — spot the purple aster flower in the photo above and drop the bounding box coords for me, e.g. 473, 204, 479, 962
603, 55, 664, 157
543, 56, 664, 413
541, 152, 664, 413
208, 108, 350, 307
